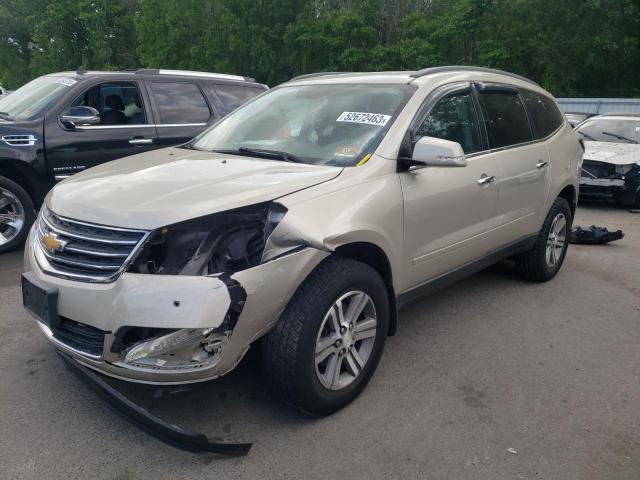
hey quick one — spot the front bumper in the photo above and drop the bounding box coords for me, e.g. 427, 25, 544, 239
579, 162, 640, 205
24, 227, 328, 384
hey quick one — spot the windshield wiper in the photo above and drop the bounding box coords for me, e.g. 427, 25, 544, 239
0, 111, 12, 121
218, 147, 304, 163
601, 131, 638, 144
577, 130, 596, 141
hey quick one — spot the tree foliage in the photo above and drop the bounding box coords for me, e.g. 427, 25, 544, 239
0, 0, 638, 97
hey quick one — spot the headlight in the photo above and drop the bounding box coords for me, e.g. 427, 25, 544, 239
127, 202, 287, 276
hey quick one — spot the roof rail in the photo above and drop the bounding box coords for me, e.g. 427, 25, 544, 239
134, 69, 254, 82
290, 72, 352, 82
410, 66, 539, 87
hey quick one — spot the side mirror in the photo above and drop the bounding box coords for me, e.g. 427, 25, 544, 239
60, 106, 100, 128
400, 136, 467, 169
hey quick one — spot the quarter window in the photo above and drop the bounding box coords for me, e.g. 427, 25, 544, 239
150, 82, 210, 124
479, 91, 532, 148
214, 84, 264, 112
72, 82, 147, 125
521, 90, 564, 138
416, 92, 482, 154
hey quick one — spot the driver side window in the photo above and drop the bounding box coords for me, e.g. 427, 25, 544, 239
416, 92, 482, 154
71, 82, 147, 126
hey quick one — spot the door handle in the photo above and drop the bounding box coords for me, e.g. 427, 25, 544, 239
536, 160, 549, 169
129, 138, 154, 145
477, 174, 496, 185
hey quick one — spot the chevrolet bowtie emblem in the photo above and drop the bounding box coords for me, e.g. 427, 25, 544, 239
42, 232, 67, 253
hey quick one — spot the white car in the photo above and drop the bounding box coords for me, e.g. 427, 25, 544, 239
576, 114, 640, 207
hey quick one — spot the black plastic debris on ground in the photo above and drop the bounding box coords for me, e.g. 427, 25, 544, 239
58, 352, 253, 455
569, 225, 625, 245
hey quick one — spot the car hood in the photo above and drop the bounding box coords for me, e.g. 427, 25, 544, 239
583, 141, 640, 166
47, 147, 343, 230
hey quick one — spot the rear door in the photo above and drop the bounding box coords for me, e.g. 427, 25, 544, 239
147, 81, 214, 148
45, 80, 158, 180
476, 85, 549, 243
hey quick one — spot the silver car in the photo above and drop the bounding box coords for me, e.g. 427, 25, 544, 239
22, 67, 582, 414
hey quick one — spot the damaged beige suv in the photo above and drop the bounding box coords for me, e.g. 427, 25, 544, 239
23, 67, 581, 414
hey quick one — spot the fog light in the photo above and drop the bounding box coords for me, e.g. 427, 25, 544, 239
122, 328, 227, 370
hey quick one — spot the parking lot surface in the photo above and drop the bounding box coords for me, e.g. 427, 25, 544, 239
1, 205, 638, 479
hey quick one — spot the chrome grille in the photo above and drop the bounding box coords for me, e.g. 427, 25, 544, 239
35, 207, 149, 282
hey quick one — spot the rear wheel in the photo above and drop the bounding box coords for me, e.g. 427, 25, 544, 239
0, 176, 35, 253
262, 256, 389, 415
516, 197, 572, 281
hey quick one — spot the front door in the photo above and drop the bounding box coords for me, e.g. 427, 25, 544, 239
45, 80, 158, 180
400, 87, 500, 290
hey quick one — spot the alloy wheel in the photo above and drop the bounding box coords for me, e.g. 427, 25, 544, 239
546, 213, 566, 267
314, 290, 377, 391
0, 187, 25, 246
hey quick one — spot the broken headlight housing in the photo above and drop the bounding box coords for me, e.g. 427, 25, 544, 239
127, 202, 286, 276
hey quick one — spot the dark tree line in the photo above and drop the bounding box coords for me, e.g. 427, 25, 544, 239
1, 0, 638, 97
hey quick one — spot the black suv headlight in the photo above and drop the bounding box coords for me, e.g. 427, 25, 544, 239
127, 202, 287, 276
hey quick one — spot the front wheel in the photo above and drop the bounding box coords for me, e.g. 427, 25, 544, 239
262, 256, 389, 415
0, 176, 36, 254
516, 197, 572, 281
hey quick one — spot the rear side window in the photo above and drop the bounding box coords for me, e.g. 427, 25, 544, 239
214, 84, 264, 112
150, 82, 210, 124
479, 91, 532, 148
521, 90, 564, 138
416, 92, 482, 154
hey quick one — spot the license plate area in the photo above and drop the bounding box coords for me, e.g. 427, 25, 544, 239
22, 272, 60, 328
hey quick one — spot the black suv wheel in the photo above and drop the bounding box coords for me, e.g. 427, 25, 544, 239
0, 176, 36, 253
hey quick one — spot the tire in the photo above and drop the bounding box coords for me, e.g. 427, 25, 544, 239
0, 176, 36, 254
262, 256, 390, 415
516, 197, 572, 282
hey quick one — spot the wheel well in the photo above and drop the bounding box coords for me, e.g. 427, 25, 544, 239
0, 161, 41, 207
334, 242, 398, 336
558, 185, 576, 218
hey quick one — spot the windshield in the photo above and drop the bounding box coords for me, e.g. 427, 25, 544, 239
576, 117, 640, 144
192, 84, 416, 166
0, 75, 78, 121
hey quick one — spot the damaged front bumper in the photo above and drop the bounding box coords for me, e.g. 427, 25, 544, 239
58, 351, 253, 455
24, 228, 328, 384
580, 161, 640, 205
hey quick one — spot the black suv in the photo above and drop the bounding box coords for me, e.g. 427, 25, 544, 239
0, 69, 267, 252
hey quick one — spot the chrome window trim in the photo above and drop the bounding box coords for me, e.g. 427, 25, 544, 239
76, 122, 207, 130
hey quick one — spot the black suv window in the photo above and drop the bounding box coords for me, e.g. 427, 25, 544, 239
213, 84, 264, 112
521, 90, 564, 138
416, 92, 482, 154
72, 81, 147, 125
479, 91, 532, 148
150, 82, 210, 124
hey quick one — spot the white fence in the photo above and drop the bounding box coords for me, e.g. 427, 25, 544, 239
556, 98, 640, 115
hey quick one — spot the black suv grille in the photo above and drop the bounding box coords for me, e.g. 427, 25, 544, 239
51, 318, 107, 357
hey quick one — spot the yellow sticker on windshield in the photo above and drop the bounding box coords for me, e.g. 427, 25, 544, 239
356, 153, 372, 166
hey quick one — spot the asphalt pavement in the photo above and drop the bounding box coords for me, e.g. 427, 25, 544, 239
1, 204, 638, 479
